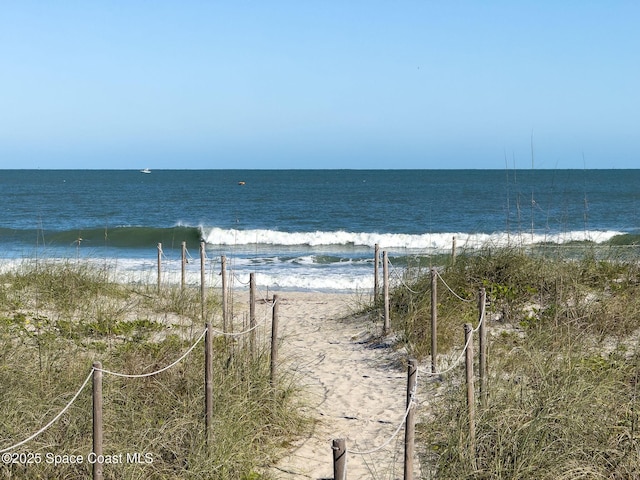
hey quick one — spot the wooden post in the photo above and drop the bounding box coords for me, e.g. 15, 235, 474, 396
181, 241, 186, 290
430, 268, 438, 374
205, 323, 213, 446
383, 251, 390, 335
464, 323, 476, 468
270, 294, 279, 386
92, 362, 103, 480
404, 359, 417, 480
332, 438, 347, 480
157, 242, 162, 293
451, 235, 457, 265
374, 243, 380, 300
200, 241, 206, 322
249, 273, 256, 359
478, 288, 488, 408
221, 255, 227, 333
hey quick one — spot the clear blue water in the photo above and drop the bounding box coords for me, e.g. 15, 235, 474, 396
1, 169, 639, 291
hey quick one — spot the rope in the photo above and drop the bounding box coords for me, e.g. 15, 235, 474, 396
475, 297, 486, 333
472, 306, 486, 332
206, 294, 277, 337
0, 291, 276, 453
269, 296, 279, 310
0, 369, 94, 453
435, 269, 473, 303
419, 330, 473, 377
158, 245, 170, 261
209, 318, 262, 337
254, 286, 278, 307
255, 285, 273, 304
347, 378, 418, 456
231, 271, 251, 286
0, 316, 246, 452
387, 258, 428, 295
97, 328, 207, 378
420, 302, 485, 377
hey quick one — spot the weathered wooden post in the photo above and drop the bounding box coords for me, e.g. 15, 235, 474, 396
374, 243, 380, 300
478, 288, 488, 408
270, 294, 280, 386
430, 268, 438, 374
332, 438, 347, 480
181, 241, 187, 290
92, 362, 103, 480
200, 241, 206, 322
464, 323, 476, 467
383, 251, 390, 335
205, 323, 213, 447
249, 273, 256, 359
404, 358, 417, 480
221, 255, 227, 333
157, 243, 162, 293
451, 235, 457, 265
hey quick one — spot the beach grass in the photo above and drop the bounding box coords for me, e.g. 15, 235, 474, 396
382, 246, 640, 478
0, 259, 308, 479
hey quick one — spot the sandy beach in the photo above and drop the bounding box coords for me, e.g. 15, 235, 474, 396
228, 289, 422, 479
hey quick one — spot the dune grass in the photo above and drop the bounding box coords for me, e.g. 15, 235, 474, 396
0, 259, 308, 479
382, 246, 640, 478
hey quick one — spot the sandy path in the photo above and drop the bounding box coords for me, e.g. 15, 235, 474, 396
230, 290, 421, 479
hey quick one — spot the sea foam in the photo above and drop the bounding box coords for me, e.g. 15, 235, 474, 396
202, 227, 623, 251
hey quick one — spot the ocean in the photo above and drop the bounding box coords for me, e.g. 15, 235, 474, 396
1, 169, 639, 292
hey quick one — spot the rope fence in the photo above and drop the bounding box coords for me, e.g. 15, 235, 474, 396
0, 370, 95, 454
419, 295, 485, 378
96, 328, 207, 379
332, 355, 420, 479
4, 240, 492, 478
331, 245, 490, 478
434, 268, 475, 302
209, 296, 277, 338
387, 257, 429, 295
1, 328, 208, 454
0, 258, 280, 480
347, 380, 418, 456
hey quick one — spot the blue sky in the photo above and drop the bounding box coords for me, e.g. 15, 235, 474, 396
1, 1, 638, 169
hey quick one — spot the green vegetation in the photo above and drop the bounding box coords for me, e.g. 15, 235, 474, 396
0, 260, 307, 479
382, 247, 640, 478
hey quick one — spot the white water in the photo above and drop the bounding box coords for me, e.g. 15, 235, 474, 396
203, 227, 623, 250
0, 229, 624, 293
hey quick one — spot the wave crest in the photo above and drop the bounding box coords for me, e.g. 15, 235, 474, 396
202, 227, 624, 250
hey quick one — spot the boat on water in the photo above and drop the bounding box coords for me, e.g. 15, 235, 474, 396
140, 168, 151, 174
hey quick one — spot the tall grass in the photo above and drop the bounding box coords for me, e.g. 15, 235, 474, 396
383, 246, 640, 478
0, 259, 308, 479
